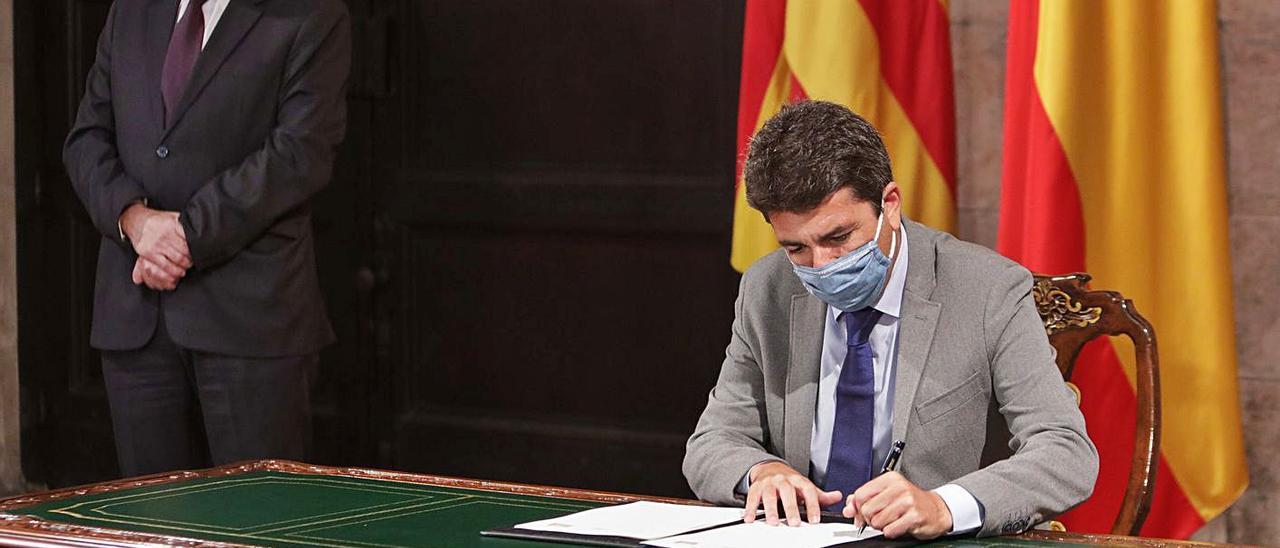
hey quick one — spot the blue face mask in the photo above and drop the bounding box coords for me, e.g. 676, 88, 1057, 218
790, 208, 897, 312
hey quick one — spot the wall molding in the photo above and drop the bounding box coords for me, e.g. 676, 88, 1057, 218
0, 0, 26, 496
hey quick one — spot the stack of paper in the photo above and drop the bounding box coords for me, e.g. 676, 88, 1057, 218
643, 521, 883, 548
514, 501, 749, 540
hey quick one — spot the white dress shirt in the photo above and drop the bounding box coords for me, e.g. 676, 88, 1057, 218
176, 0, 233, 48
743, 224, 983, 534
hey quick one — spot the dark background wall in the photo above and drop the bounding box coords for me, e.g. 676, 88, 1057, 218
14, 0, 745, 499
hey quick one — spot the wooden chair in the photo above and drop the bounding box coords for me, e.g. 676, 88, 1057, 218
1031, 273, 1160, 536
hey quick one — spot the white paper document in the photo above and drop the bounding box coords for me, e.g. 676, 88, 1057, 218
642, 521, 883, 548
513, 501, 749, 540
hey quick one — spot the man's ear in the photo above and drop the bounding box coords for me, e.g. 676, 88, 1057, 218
882, 181, 903, 231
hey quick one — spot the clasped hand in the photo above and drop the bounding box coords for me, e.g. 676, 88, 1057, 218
120, 204, 192, 291
742, 462, 952, 539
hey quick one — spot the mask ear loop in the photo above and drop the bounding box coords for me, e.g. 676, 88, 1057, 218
887, 225, 898, 260
874, 200, 898, 260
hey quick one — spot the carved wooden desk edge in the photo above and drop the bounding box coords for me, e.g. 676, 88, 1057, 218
0, 460, 1242, 547
1020, 530, 1259, 548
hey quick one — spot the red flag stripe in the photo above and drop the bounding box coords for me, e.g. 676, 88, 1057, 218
857, 0, 957, 192
734, 0, 787, 186
997, 0, 1085, 274
1142, 456, 1204, 538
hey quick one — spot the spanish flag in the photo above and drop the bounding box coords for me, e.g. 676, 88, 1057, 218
999, 0, 1247, 538
730, 0, 956, 272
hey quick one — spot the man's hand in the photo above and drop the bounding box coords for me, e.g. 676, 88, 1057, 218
743, 461, 843, 527
132, 257, 182, 291
120, 204, 191, 289
844, 471, 953, 539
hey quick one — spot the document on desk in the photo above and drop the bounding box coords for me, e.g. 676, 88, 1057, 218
642, 521, 883, 548
513, 501, 750, 540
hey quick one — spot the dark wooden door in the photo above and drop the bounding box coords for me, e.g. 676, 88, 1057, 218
15, 0, 745, 499
367, 0, 744, 497
15, 0, 124, 486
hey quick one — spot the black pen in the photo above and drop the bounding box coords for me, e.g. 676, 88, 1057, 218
858, 440, 906, 536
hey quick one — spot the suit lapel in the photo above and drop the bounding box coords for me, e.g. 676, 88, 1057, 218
162, 0, 265, 136
145, 0, 179, 133
784, 292, 826, 477
891, 221, 942, 445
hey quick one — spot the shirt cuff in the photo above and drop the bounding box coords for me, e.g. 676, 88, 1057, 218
117, 198, 148, 242
932, 483, 983, 534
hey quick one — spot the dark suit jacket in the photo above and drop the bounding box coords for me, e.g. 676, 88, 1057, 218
64, 0, 350, 357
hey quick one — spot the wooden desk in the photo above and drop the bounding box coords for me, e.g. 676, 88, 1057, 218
0, 460, 1237, 547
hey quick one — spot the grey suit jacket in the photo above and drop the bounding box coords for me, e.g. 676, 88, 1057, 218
683, 220, 1098, 537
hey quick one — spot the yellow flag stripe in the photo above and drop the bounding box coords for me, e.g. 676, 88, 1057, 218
1034, 0, 1246, 520
731, 55, 795, 273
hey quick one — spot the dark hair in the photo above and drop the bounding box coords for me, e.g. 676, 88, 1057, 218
743, 100, 893, 218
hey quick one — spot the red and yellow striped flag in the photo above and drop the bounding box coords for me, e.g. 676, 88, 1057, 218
999, 0, 1247, 537
730, 0, 956, 272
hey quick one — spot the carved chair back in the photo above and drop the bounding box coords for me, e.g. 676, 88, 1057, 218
1032, 273, 1160, 536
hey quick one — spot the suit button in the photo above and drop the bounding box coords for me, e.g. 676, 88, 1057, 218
156, 146, 169, 159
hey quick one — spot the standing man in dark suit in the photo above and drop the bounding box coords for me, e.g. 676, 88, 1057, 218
63, 0, 351, 476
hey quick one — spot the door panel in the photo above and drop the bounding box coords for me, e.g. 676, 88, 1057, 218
15, 0, 116, 487
372, 1, 744, 497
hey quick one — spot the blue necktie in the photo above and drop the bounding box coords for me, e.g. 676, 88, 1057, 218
823, 308, 882, 508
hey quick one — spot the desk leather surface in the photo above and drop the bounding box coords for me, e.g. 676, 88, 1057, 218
0, 461, 1223, 548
